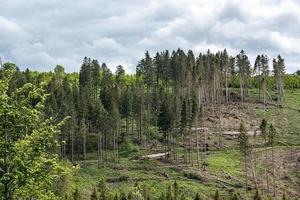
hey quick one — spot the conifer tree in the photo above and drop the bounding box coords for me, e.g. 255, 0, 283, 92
236, 50, 251, 104
273, 55, 285, 105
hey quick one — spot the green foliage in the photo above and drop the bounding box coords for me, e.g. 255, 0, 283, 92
268, 124, 277, 145
157, 96, 173, 136
238, 123, 251, 156
1, 49, 298, 200
0, 68, 72, 199
0, 70, 72, 199
119, 138, 139, 156
260, 119, 268, 141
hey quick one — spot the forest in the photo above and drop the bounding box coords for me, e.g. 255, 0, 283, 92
1, 49, 300, 200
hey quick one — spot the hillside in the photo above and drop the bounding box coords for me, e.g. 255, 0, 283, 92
71, 89, 300, 200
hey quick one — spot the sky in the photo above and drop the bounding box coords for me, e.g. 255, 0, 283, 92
0, 0, 299, 73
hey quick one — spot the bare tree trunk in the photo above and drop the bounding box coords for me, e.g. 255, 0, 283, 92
265, 142, 270, 194
218, 113, 222, 148
240, 82, 244, 105
126, 117, 129, 136
83, 121, 87, 160
113, 129, 116, 167
131, 117, 134, 135
225, 71, 229, 104
196, 130, 200, 167
272, 145, 276, 197
97, 132, 101, 168
263, 82, 266, 106
245, 155, 248, 193
250, 153, 258, 190
71, 129, 74, 163
139, 109, 142, 143
184, 134, 187, 167
116, 123, 119, 165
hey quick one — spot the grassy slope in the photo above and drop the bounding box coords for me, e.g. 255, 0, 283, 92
72, 89, 300, 199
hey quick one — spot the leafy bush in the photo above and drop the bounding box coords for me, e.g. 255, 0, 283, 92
119, 138, 139, 156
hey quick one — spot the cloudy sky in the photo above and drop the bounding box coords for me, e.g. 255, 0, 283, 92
0, 0, 299, 73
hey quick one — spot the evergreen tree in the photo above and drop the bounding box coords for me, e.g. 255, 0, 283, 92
273, 55, 285, 104
236, 50, 251, 104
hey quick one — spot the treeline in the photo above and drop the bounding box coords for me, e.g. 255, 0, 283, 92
0, 49, 296, 167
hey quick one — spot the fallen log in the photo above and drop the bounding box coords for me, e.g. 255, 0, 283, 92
141, 152, 169, 159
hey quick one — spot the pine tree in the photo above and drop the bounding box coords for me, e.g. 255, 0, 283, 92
273, 55, 285, 104
236, 50, 251, 104
261, 55, 269, 106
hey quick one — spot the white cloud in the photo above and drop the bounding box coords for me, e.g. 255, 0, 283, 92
0, 0, 299, 73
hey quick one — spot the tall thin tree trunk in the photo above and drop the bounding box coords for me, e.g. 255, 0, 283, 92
113, 129, 116, 167
245, 155, 248, 193
71, 129, 74, 163
83, 121, 87, 160
225, 72, 229, 104
272, 145, 276, 197
97, 132, 101, 168
265, 141, 270, 194
196, 130, 200, 167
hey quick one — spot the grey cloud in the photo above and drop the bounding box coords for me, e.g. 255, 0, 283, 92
0, 0, 299, 73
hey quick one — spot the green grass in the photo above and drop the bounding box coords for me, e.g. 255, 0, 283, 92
71, 89, 300, 199
206, 150, 241, 176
